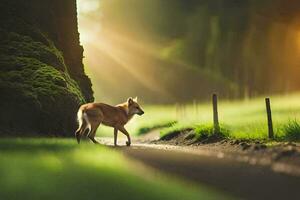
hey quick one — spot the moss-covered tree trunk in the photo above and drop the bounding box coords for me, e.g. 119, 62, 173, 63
0, 0, 94, 136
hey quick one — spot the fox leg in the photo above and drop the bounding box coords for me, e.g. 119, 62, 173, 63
114, 128, 118, 146
88, 123, 100, 144
75, 120, 87, 144
89, 136, 99, 144
118, 126, 131, 146
75, 128, 81, 144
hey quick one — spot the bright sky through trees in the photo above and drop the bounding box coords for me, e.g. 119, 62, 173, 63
77, 0, 300, 104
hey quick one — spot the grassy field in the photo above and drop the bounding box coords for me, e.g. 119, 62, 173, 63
0, 138, 231, 200
126, 93, 300, 141
2, 94, 298, 199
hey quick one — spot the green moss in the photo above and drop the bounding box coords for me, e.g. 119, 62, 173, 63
0, 56, 84, 100
0, 30, 66, 71
0, 18, 88, 136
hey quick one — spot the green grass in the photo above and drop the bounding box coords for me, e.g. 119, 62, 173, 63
131, 93, 300, 141
137, 120, 177, 135
0, 138, 232, 200
160, 124, 229, 142
281, 120, 300, 141
193, 124, 229, 140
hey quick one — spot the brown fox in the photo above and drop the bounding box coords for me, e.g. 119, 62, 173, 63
75, 97, 144, 146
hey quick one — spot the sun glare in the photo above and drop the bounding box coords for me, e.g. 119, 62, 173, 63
76, 1, 172, 102
77, 0, 100, 14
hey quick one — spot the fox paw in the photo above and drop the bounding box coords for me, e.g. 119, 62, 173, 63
126, 141, 131, 146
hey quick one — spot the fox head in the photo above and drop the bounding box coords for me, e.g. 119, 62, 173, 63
127, 97, 144, 116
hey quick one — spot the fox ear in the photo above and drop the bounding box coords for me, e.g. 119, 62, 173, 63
133, 97, 138, 102
128, 97, 133, 105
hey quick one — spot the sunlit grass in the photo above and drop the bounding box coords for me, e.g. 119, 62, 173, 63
136, 120, 177, 135
0, 138, 231, 200
281, 120, 300, 141
132, 93, 300, 141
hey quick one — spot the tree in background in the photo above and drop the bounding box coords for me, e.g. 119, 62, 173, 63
80, 0, 300, 103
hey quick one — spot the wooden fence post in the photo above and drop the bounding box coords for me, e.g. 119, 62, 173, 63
265, 98, 274, 139
212, 94, 220, 134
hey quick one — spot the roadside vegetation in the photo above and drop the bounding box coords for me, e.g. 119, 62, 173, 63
0, 138, 231, 200
132, 93, 300, 142
281, 120, 300, 141
137, 120, 177, 135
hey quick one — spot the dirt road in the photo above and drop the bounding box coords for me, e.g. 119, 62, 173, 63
97, 136, 300, 200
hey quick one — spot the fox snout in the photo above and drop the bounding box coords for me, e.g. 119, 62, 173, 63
138, 110, 144, 116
